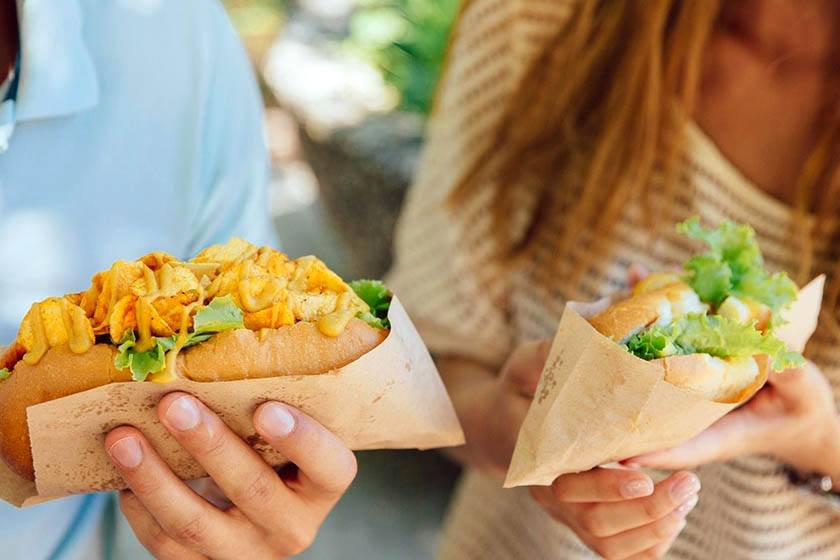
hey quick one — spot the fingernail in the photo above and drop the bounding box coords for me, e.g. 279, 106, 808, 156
108, 437, 143, 468
257, 402, 296, 438
671, 473, 701, 503
620, 477, 654, 498
674, 494, 699, 517
165, 395, 201, 431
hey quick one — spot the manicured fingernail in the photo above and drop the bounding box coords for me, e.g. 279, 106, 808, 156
165, 395, 201, 431
108, 437, 143, 468
620, 477, 654, 498
675, 494, 699, 517
257, 402, 296, 438
671, 473, 701, 503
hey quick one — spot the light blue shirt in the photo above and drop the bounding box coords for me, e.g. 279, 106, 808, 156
0, 0, 275, 557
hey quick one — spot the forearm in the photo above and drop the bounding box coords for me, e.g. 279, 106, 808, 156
435, 355, 499, 472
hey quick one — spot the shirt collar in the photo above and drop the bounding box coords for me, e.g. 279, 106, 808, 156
14, 0, 99, 122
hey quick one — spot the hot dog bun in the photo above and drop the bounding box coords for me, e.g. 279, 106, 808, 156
0, 344, 131, 480
589, 282, 706, 342
588, 280, 764, 402
181, 318, 387, 381
655, 354, 765, 403
0, 320, 387, 480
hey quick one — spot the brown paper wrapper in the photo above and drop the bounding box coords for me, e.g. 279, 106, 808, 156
0, 297, 464, 507
505, 276, 825, 488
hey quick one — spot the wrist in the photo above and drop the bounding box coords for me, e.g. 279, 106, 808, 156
446, 371, 500, 471
821, 418, 840, 491
787, 415, 840, 488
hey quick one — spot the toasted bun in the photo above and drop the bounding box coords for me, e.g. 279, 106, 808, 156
0, 344, 131, 480
181, 318, 387, 381
655, 354, 766, 403
589, 281, 763, 402
0, 319, 387, 480
589, 282, 703, 342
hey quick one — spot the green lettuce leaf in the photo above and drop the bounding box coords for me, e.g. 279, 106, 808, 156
732, 269, 798, 315
350, 280, 392, 329
192, 295, 245, 334
683, 254, 731, 305
114, 330, 174, 382
0, 368, 9, 380
625, 313, 804, 372
114, 296, 243, 381
677, 217, 797, 314
625, 325, 681, 361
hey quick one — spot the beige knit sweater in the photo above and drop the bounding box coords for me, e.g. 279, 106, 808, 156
388, 0, 840, 558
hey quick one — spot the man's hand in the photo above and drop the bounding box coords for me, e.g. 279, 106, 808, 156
105, 393, 357, 559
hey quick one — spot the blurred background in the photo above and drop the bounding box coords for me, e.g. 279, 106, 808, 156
221, 0, 461, 558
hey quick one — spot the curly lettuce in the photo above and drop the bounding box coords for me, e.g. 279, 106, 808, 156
114, 296, 244, 381
677, 217, 797, 315
0, 368, 9, 380
192, 295, 245, 334
350, 279, 392, 329
114, 331, 177, 382
625, 313, 803, 372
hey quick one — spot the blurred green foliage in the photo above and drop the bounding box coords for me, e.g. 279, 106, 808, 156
346, 0, 460, 115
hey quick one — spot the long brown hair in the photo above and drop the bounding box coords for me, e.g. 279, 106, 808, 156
449, 0, 840, 334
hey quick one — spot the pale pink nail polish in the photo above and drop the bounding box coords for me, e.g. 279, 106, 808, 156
675, 494, 699, 517
620, 478, 654, 498
671, 473, 701, 503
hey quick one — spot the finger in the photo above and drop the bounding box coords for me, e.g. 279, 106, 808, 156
626, 409, 762, 469
118, 491, 206, 560
627, 264, 650, 287
105, 426, 247, 557
254, 401, 357, 503
504, 339, 553, 396
187, 478, 233, 510
623, 519, 685, 560
768, 361, 834, 410
593, 513, 688, 560
158, 393, 322, 549
548, 468, 654, 503
575, 472, 700, 537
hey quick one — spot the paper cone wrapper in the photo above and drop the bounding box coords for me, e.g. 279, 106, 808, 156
505, 276, 825, 488
0, 297, 464, 507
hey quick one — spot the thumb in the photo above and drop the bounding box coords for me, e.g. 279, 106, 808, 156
767, 361, 833, 411
626, 408, 762, 470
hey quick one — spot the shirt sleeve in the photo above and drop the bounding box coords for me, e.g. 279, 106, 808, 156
184, 1, 277, 253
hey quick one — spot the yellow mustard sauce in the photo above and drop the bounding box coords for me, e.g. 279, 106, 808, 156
22, 303, 49, 365
64, 301, 93, 354
317, 309, 356, 337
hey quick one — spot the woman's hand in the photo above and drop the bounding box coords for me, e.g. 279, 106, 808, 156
531, 469, 700, 560
105, 393, 357, 559
628, 362, 840, 483
455, 339, 553, 476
